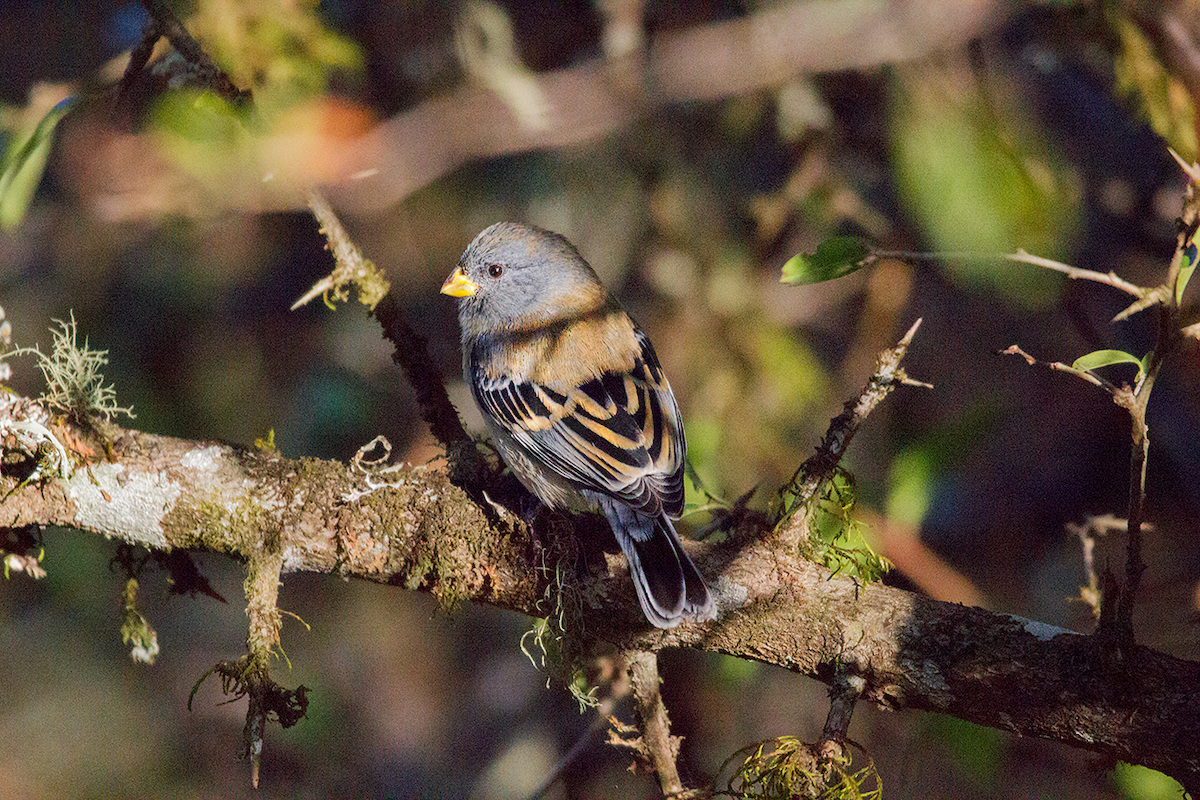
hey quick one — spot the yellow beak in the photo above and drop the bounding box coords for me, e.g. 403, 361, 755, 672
440, 266, 479, 298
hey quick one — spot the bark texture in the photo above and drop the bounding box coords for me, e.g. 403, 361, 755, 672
2, 398, 1198, 789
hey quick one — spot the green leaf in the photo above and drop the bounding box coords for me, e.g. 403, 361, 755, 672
780, 236, 872, 284
0, 96, 74, 230
1111, 762, 1184, 800
1072, 349, 1144, 380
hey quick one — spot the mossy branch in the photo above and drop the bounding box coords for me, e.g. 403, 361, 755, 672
3, 393, 1200, 789
294, 188, 491, 488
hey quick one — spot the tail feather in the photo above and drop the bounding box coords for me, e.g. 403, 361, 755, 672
603, 501, 715, 628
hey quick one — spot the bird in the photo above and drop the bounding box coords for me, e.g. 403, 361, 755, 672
441, 222, 716, 628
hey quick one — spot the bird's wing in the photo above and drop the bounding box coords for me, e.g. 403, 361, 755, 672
473, 330, 686, 517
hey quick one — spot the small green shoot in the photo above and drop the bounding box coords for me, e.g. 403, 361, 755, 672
254, 428, 277, 453
803, 471, 891, 584
719, 736, 883, 800
121, 577, 160, 665
1072, 349, 1147, 383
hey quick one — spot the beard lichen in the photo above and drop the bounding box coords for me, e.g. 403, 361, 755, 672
32, 312, 134, 423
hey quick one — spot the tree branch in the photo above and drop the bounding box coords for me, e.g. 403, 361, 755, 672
296, 188, 488, 486
1002, 249, 1148, 301
332, 0, 1005, 213
777, 318, 928, 548
68, 0, 1011, 218
134, 0, 251, 105
3, 392, 1199, 789
626, 651, 684, 797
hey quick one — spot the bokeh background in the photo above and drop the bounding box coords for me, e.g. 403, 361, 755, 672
2, 1, 1199, 797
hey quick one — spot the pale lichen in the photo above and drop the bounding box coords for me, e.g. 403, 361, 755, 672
33, 312, 134, 422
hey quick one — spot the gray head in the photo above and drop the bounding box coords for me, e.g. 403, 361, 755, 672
441, 223, 608, 340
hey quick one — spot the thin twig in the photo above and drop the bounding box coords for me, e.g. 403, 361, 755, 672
116, 13, 162, 106
1111, 173, 1200, 645
1113, 404, 1149, 648
1002, 249, 1148, 299
298, 189, 390, 311
1168, 147, 1200, 185
777, 318, 928, 547
998, 345, 1114, 393
875, 248, 1149, 301
300, 190, 487, 486
242, 540, 285, 789
138, 0, 250, 104
821, 667, 865, 748
1065, 515, 1135, 621
1000, 339, 1144, 652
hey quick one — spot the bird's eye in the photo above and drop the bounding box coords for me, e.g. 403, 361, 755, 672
487, 263, 504, 278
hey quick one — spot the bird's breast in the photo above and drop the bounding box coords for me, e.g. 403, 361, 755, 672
473, 306, 641, 389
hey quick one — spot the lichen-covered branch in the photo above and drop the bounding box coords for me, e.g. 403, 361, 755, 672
626, 651, 684, 796
242, 533, 285, 788
3, 392, 1200, 789
297, 189, 490, 487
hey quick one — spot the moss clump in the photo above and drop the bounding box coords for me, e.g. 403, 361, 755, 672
720, 736, 882, 800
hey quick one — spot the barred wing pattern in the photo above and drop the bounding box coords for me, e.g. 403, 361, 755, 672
472, 329, 685, 519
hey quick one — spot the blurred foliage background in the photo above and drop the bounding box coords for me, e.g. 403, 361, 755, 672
1, 1, 1199, 798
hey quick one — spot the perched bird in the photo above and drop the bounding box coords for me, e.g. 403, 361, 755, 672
441, 222, 715, 628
